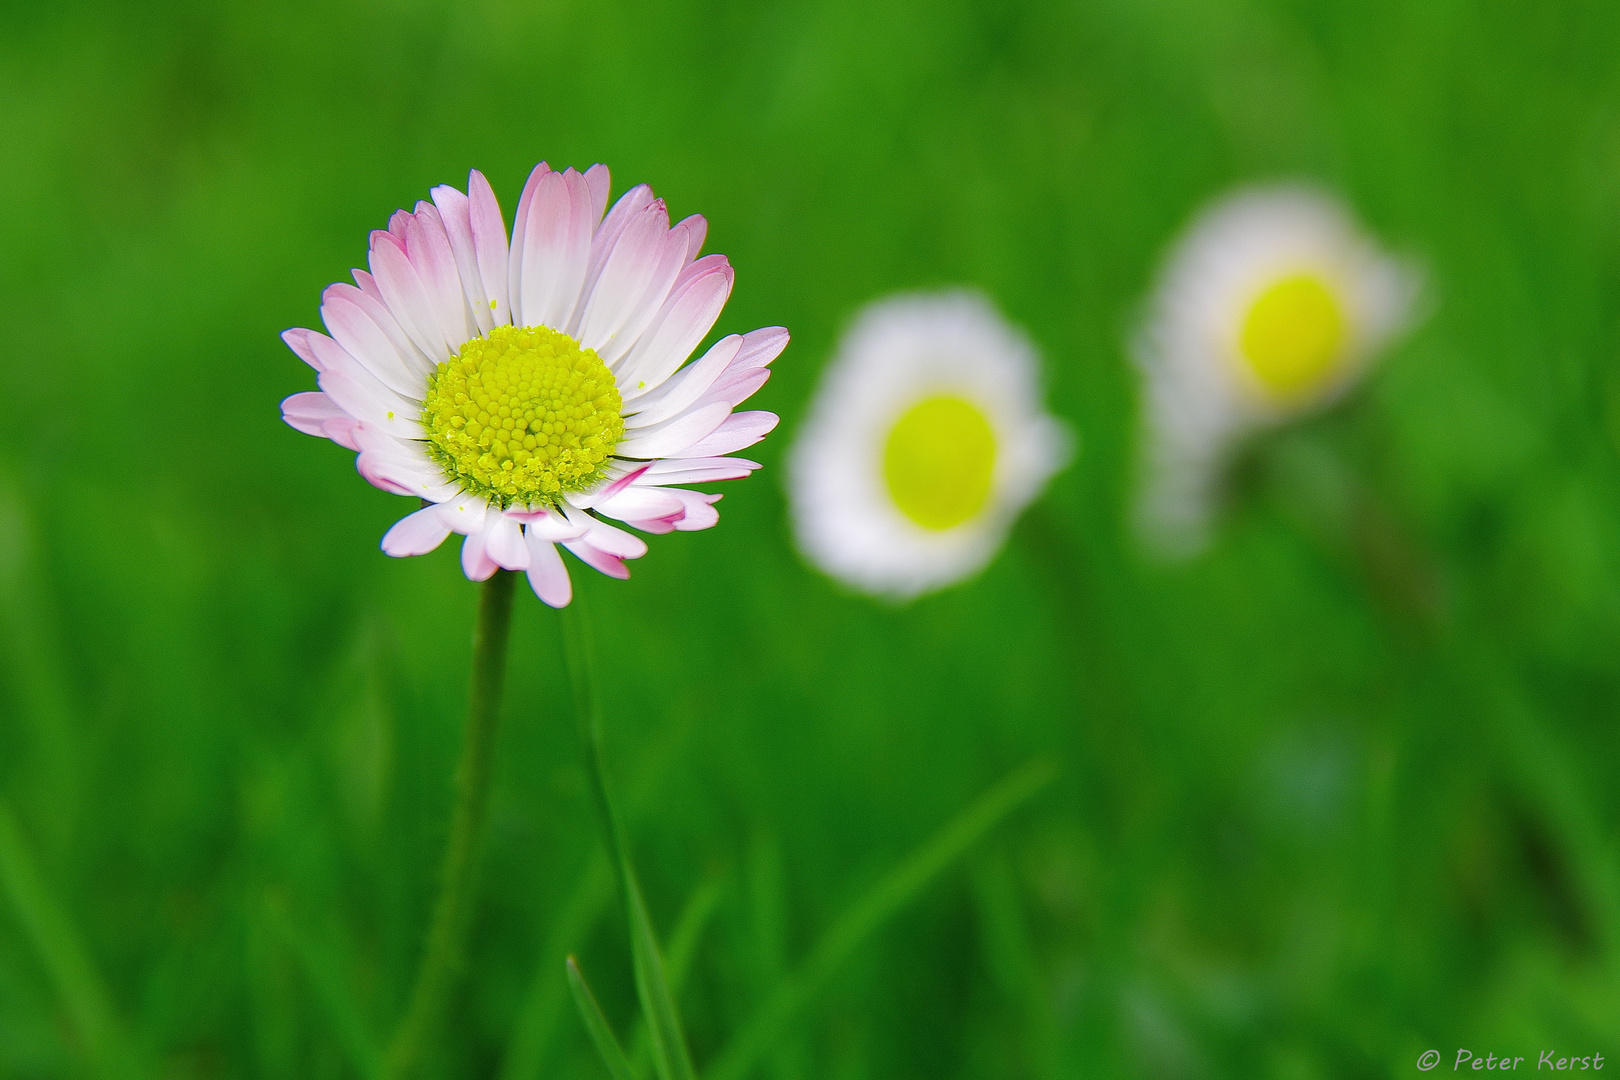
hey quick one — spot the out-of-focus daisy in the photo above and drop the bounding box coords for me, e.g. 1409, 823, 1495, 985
789, 291, 1070, 599
1133, 184, 1417, 554
281, 162, 787, 606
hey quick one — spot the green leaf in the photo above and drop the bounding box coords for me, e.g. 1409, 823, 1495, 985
568, 955, 637, 1080
704, 759, 1057, 1080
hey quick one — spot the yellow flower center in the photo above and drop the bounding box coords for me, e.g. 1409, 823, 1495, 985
882, 394, 997, 531
420, 324, 623, 509
1239, 273, 1349, 402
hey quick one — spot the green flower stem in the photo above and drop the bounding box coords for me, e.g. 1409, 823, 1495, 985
383, 568, 518, 1080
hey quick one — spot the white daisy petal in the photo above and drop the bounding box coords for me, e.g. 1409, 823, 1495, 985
506, 162, 548, 325
574, 200, 683, 360
674, 214, 707, 265
616, 401, 732, 460
486, 514, 531, 571
382, 506, 454, 557
624, 334, 741, 417
787, 290, 1068, 600
461, 528, 499, 581
523, 531, 573, 607
581, 184, 654, 304
667, 488, 722, 532
369, 233, 451, 362
636, 457, 760, 485
680, 411, 779, 458
406, 202, 476, 348
563, 539, 631, 579
517, 168, 594, 331
321, 287, 428, 398
613, 256, 734, 393
468, 170, 512, 326
582, 163, 611, 228
430, 182, 494, 336
280, 391, 345, 439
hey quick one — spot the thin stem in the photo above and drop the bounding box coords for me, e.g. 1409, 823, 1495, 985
383, 569, 518, 1080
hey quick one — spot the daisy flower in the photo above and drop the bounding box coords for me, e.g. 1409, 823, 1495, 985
1133, 184, 1417, 554
789, 291, 1071, 599
280, 162, 787, 606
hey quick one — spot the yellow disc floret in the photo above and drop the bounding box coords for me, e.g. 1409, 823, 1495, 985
1239, 272, 1349, 402
420, 325, 624, 509
883, 394, 998, 531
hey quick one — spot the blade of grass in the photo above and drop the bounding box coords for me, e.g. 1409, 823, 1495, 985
0, 801, 139, 1080
704, 759, 1058, 1080
568, 955, 637, 1080
265, 893, 381, 1080
561, 598, 698, 1080
499, 853, 616, 1080
628, 873, 727, 1079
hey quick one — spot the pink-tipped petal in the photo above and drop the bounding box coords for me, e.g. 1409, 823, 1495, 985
703, 367, 770, 409
614, 260, 734, 393
406, 202, 474, 348
431, 183, 493, 336
593, 486, 686, 526
623, 334, 742, 418
679, 410, 779, 457
573, 514, 649, 559
370, 237, 450, 362
461, 528, 499, 581
616, 401, 732, 460
733, 326, 790, 372
517, 168, 594, 331
467, 170, 512, 327
575, 200, 683, 359
382, 506, 454, 557
674, 214, 707, 264
507, 161, 549, 323
513, 507, 591, 542
524, 531, 573, 606
281, 391, 346, 437
323, 416, 361, 451
635, 457, 760, 485
322, 288, 426, 397
486, 514, 530, 570
583, 163, 611, 225
357, 446, 457, 501
583, 184, 655, 302
282, 328, 323, 371
563, 540, 630, 579
352, 269, 386, 304
668, 489, 722, 532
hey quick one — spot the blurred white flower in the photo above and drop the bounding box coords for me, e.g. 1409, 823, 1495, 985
789, 291, 1071, 599
1133, 184, 1417, 556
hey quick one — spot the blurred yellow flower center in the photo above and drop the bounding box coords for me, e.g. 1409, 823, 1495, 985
882, 394, 997, 531
1239, 273, 1348, 401
421, 325, 623, 509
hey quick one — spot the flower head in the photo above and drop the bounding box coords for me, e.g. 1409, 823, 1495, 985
281, 163, 788, 606
788, 291, 1070, 599
1133, 185, 1417, 555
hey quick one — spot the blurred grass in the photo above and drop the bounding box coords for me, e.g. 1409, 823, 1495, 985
2, 0, 1620, 1076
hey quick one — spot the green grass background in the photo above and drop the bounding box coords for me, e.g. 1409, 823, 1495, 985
2, 0, 1620, 1076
